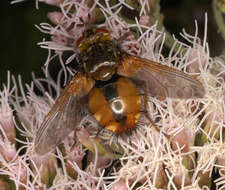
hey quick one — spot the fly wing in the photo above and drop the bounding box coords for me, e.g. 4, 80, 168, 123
118, 55, 205, 98
35, 74, 95, 155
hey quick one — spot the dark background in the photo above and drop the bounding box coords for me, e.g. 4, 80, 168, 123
1, 0, 224, 88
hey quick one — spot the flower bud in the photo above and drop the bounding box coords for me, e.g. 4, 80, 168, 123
30, 152, 57, 187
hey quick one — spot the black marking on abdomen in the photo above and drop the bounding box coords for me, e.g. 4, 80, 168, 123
101, 82, 127, 124
101, 82, 118, 102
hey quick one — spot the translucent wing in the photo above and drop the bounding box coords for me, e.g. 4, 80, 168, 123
35, 74, 95, 155
118, 55, 205, 98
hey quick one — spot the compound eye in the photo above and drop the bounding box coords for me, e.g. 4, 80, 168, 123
95, 28, 109, 34
76, 36, 85, 47
76, 28, 109, 47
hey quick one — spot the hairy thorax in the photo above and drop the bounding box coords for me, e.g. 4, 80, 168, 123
77, 32, 121, 81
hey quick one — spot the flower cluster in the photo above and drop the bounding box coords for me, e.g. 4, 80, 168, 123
3, 0, 225, 189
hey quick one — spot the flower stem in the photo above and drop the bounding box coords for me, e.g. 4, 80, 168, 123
149, 0, 183, 53
212, 0, 225, 42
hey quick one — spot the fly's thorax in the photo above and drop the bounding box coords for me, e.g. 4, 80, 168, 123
88, 77, 143, 134
77, 32, 121, 81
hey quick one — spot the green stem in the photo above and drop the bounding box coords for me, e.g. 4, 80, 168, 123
149, 0, 181, 53
222, 48, 225, 56
212, 0, 225, 42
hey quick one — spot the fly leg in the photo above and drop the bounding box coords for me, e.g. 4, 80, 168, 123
143, 87, 171, 141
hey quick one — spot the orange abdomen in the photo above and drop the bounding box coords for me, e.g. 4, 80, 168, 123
88, 78, 142, 134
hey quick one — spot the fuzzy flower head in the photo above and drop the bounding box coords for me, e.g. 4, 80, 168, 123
4, 0, 225, 189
